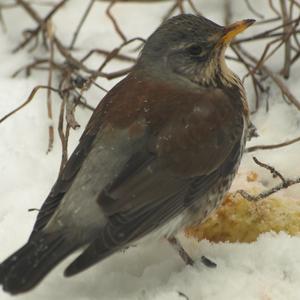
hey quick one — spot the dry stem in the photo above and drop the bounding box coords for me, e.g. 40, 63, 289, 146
236, 157, 300, 201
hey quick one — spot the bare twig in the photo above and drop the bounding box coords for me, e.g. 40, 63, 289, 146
249, 37, 283, 75
236, 157, 300, 201
106, 0, 127, 42
46, 21, 55, 154
280, 0, 292, 78
176, 0, 185, 14
69, 0, 96, 49
80, 48, 136, 64
58, 94, 68, 175
224, 0, 232, 26
0, 85, 60, 124
231, 46, 263, 113
54, 37, 132, 79
186, 0, 201, 16
12, 0, 69, 53
163, 2, 177, 21
255, 17, 281, 25
289, 0, 300, 9
246, 135, 300, 153
253, 156, 286, 182
244, 0, 264, 19
26, 1, 58, 6
0, 7, 7, 32
11, 59, 62, 78
96, 38, 143, 73
16, 0, 43, 23
269, 0, 281, 17
237, 46, 300, 111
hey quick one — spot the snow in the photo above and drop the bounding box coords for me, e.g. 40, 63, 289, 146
0, 1, 300, 299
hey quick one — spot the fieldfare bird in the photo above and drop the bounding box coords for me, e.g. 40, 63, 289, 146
0, 14, 254, 294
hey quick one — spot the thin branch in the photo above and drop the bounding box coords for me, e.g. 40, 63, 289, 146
163, 2, 177, 22
80, 48, 136, 64
69, 0, 96, 49
238, 46, 300, 110
244, 0, 264, 19
106, 0, 127, 42
0, 85, 60, 124
280, 0, 292, 78
231, 46, 262, 112
224, 0, 232, 26
58, 94, 68, 175
176, 0, 184, 14
11, 59, 62, 78
186, 0, 201, 16
0, 7, 7, 32
269, 0, 281, 17
15, 0, 43, 23
12, 0, 69, 53
54, 37, 132, 79
46, 21, 55, 153
236, 157, 300, 201
246, 135, 300, 153
253, 156, 286, 182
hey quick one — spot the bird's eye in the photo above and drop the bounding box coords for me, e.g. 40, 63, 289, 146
187, 45, 204, 56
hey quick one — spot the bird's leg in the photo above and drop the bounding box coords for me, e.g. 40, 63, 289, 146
167, 236, 194, 266
200, 255, 217, 268
167, 236, 217, 268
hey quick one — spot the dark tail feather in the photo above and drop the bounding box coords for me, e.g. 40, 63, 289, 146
65, 237, 115, 277
0, 233, 76, 295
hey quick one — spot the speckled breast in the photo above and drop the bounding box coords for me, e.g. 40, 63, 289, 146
146, 117, 247, 240
184, 119, 248, 229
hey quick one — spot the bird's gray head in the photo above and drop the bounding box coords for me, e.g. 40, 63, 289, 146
138, 14, 254, 86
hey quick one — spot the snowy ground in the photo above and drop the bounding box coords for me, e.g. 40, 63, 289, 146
1, 1, 300, 299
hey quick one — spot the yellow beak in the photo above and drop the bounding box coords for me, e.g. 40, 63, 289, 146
220, 19, 255, 44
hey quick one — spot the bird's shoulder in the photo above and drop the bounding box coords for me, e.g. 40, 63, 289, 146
84, 70, 241, 135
